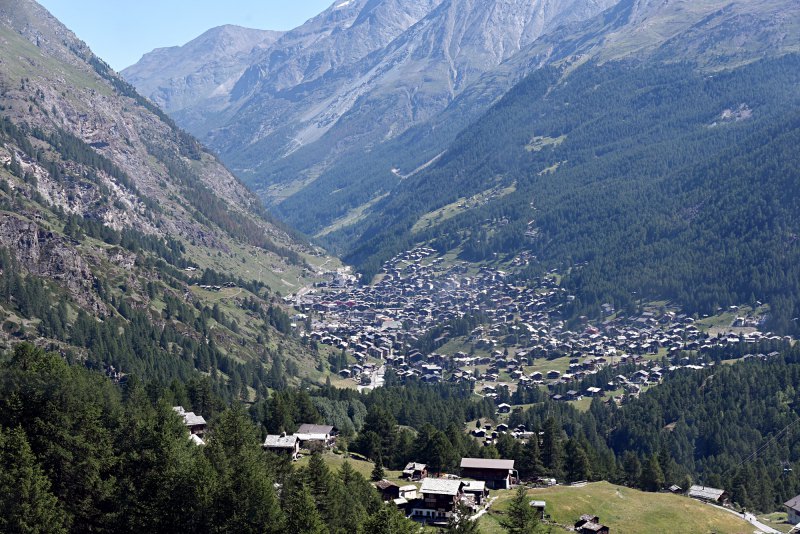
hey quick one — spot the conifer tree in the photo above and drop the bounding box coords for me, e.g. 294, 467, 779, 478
0, 426, 69, 534
640, 454, 665, 492
372, 451, 386, 481
500, 486, 541, 534
283, 475, 326, 534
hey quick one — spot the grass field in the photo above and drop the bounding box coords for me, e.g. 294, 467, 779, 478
295, 452, 405, 483
478, 482, 754, 534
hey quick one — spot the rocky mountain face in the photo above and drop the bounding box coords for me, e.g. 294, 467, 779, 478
0, 0, 331, 392
124, 0, 616, 205
121, 25, 282, 119
125, 0, 800, 247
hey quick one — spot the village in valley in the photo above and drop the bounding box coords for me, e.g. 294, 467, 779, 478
270, 246, 796, 531
290, 246, 784, 409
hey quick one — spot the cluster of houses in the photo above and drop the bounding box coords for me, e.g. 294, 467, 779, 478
372, 457, 517, 525
289, 246, 785, 403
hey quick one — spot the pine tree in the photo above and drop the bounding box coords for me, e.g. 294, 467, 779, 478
205, 406, 284, 533
564, 438, 592, 483
283, 475, 326, 534
0, 426, 69, 534
518, 434, 544, 480
305, 452, 332, 516
640, 454, 665, 492
362, 504, 420, 534
500, 486, 541, 534
622, 451, 642, 487
372, 452, 386, 481
541, 417, 563, 479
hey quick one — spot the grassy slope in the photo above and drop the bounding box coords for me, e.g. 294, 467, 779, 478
479, 482, 753, 534
295, 452, 404, 483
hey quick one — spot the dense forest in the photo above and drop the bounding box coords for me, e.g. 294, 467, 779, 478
336, 54, 800, 333
5, 340, 800, 532
0, 343, 420, 534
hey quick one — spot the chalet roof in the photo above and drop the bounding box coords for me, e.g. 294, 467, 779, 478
420, 478, 463, 496
296, 424, 335, 435
785, 494, 800, 512
460, 458, 515, 470
688, 485, 726, 500
263, 434, 299, 449
295, 433, 328, 442
375, 479, 398, 491
404, 462, 426, 472
579, 521, 607, 532
172, 406, 206, 427
462, 480, 486, 492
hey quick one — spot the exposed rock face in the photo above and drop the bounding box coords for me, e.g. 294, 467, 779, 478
123, 0, 800, 244
0, 0, 325, 317
0, 214, 104, 314
121, 25, 282, 117
123, 0, 617, 210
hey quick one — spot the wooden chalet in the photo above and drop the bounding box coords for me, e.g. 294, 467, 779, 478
172, 406, 207, 436
785, 494, 800, 524
402, 462, 428, 481
411, 477, 465, 522
460, 458, 517, 489
295, 423, 338, 448
262, 433, 300, 460
688, 485, 729, 505
575, 514, 610, 534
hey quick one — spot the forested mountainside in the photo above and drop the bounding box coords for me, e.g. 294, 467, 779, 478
124, 0, 800, 249
0, 343, 420, 534
0, 0, 332, 398
278, 0, 800, 240
338, 54, 800, 334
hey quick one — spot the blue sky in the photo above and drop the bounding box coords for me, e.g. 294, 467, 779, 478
37, 1, 334, 71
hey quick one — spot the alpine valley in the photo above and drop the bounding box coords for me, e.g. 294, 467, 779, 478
3, 0, 800, 533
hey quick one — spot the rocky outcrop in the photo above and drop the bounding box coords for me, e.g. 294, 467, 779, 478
0, 214, 105, 314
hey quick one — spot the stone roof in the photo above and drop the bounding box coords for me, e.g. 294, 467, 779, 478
296, 424, 335, 435
460, 458, 515, 470
688, 485, 726, 501
785, 494, 800, 512
420, 478, 463, 496
263, 434, 299, 449
172, 406, 206, 427
403, 462, 426, 472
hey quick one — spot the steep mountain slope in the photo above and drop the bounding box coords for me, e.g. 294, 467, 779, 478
143, 0, 445, 139
0, 0, 332, 396
121, 25, 282, 119
124, 0, 617, 208
342, 53, 800, 332
282, 0, 800, 240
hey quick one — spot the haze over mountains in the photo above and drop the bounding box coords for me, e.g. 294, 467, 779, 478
123, 0, 617, 200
